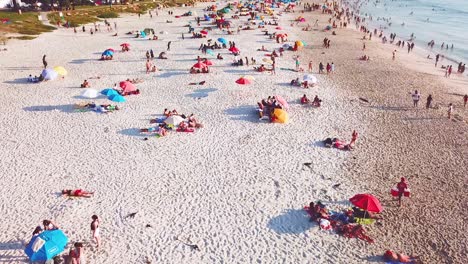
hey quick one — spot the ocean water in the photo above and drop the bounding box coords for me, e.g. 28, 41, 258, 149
349, 0, 468, 63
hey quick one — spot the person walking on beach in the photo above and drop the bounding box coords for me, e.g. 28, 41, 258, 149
318, 62, 324, 74
396, 177, 408, 207
448, 65, 452, 77
42, 55, 47, 69
464, 94, 468, 108
91, 215, 101, 248
295, 56, 300, 71
146, 59, 152, 74
271, 61, 276, 75
70, 242, 85, 264
435, 54, 440, 67
167, 41, 172, 51
426, 94, 433, 109
308, 60, 313, 72
349, 130, 358, 148
150, 49, 154, 59
411, 90, 420, 107
447, 103, 453, 119
362, 42, 366, 50
392, 50, 396, 60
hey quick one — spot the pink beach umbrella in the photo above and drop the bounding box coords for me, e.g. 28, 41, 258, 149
203, 60, 214, 66
192, 62, 207, 69
119, 81, 136, 93
274, 95, 289, 109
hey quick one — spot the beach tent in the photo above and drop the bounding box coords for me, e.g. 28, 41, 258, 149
303, 74, 317, 84
164, 115, 185, 126
295, 40, 305, 47
81, 88, 99, 99
24, 230, 68, 262
41, 69, 58, 81
53, 66, 67, 76
271, 108, 289, 123
119, 81, 136, 93
349, 194, 383, 213
274, 95, 289, 109
108, 94, 126, 103
101, 88, 119, 96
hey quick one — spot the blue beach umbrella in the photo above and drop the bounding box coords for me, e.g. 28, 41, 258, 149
108, 94, 126, 102
102, 50, 114, 56
24, 230, 68, 261
206, 49, 215, 56
217, 37, 227, 44
41, 68, 58, 80
101, 88, 119, 96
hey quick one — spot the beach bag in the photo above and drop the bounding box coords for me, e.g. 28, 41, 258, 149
404, 188, 411, 197
390, 188, 399, 197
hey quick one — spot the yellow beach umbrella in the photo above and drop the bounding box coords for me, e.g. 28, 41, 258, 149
53, 66, 67, 76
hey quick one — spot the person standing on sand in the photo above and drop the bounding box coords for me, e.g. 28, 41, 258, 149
91, 215, 101, 248
392, 50, 396, 60
308, 60, 313, 72
295, 56, 300, 71
331, 62, 335, 73
167, 41, 172, 51
362, 42, 366, 50
349, 130, 358, 148
146, 59, 152, 74
42, 55, 47, 69
411, 90, 420, 107
447, 103, 453, 119
464, 94, 468, 107
271, 61, 276, 75
448, 65, 452, 77
397, 177, 408, 207
426, 94, 433, 109
435, 54, 440, 67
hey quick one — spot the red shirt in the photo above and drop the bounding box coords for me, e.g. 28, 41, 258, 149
397, 182, 407, 193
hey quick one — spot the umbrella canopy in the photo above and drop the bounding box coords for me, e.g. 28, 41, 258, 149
200, 30, 208, 35
217, 37, 227, 44
204, 60, 214, 66
102, 50, 114, 56
235, 77, 251, 85
192, 62, 207, 69
41, 68, 58, 80
274, 95, 289, 109
295, 40, 304, 47
106, 48, 115, 52
120, 43, 130, 47
25, 230, 68, 261
108, 94, 126, 102
164, 115, 185, 126
303, 74, 317, 84
140, 31, 146, 38
228, 46, 240, 53
101, 88, 119, 96
349, 194, 383, 213
53, 66, 67, 76
81, 88, 99, 99
271, 108, 289, 123
119, 81, 136, 93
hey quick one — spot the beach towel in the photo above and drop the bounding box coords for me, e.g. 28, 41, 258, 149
354, 218, 376, 225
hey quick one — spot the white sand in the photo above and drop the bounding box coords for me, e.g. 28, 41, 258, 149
0, 2, 467, 263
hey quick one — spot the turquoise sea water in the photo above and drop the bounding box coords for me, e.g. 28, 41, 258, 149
347, 0, 468, 63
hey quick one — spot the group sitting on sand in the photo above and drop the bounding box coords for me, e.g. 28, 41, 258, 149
323, 130, 358, 150
100, 54, 113, 60
140, 109, 203, 138
300, 94, 322, 107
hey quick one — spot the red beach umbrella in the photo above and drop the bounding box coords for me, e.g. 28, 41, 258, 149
275, 26, 283, 30
204, 60, 214, 66
349, 194, 383, 213
192, 62, 207, 69
120, 43, 130, 47
229, 46, 240, 53
200, 30, 208, 35
106, 48, 116, 52
236, 77, 251, 85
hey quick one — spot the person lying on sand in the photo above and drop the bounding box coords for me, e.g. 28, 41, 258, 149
80, 80, 90, 88
188, 114, 203, 128
158, 52, 168, 59
140, 124, 168, 137
164, 109, 179, 117
62, 189, 94, 198
254, 64, 268, 72
291, 78, 301, 86
384, 250, 420, 263
127, 78, 143, 84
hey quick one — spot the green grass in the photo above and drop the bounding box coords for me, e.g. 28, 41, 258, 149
0, 11, 55, 36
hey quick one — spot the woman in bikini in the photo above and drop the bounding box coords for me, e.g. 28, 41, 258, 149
62, 189, 94, 198
91, 215, 101, 248
70, 242, 85, 264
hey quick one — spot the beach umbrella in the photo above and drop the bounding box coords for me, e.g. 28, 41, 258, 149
349, 194, 383, 213
80, 88, 99, 99
275, 26, 283, 30
325, 25, 332, 30
271, 108, 289, 123
24, 230, 68, 261
200, 30, 208, 35
53, 66, 67, 76
295, 40, 304, 47
236, 77, 251, 85
102, 50, 113, 56
164, 115, 185, 126
303, 74, 317, 84
206, 49, 215, 56
229, 46, 240, 53
192, 62, 207, 69
217, 37, 228, 44
140, 31, 146, 38
204, 60, 214, 66
101, 88, 119, 96
108, 94, 126, 103
120, 43, 130, 47
106, 48, 115, 52
41, 68, 58, 80
262, 58, 273, 64
119, 81, 136, 93
274, 95, 289, 109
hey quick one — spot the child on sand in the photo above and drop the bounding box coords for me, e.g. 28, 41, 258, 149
464, 95, 468, 107
447, 103, 453, 119
396, 177, 408, 207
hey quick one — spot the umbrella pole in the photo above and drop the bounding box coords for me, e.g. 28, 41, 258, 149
363, 210, 367, 219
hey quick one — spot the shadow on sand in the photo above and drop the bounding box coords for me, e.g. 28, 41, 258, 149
23, 104, 76, 113
118, 128, 145, 138
157, 70, 187, 78
224, 105, 259, 123
186, 88, 217, 99
267, 208, 314, 234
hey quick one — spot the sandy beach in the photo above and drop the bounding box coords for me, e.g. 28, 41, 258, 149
0, 1, 467, 263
